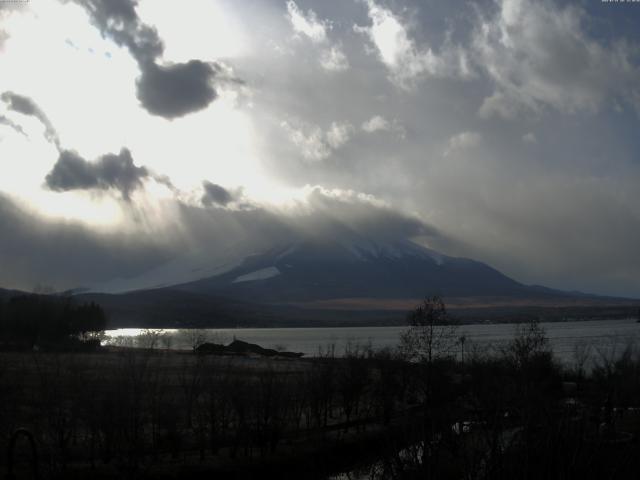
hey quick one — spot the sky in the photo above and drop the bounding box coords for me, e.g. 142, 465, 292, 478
0, 0, 639, 297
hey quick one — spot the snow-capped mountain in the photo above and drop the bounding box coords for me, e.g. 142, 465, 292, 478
72, 236, 636, 328
171, 237, 533, 303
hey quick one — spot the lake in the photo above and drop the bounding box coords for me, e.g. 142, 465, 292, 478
105, 318, 640, 366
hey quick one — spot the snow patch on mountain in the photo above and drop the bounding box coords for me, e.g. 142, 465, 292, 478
232, 267, 281, 283
275, 244, 298, 261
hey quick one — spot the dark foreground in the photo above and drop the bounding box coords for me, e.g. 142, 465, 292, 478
3, 326, 640, 479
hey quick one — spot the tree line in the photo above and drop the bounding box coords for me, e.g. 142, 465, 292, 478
0, 294, 107, 350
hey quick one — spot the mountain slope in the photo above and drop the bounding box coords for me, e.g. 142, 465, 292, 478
172, 238, 550, 303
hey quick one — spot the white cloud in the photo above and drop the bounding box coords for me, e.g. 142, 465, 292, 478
362, 115, 390, 132
474, 0, 640, 118
282, 119, 353, 162
444, 131, 482, 157
286, 1, 328, 43
326, 121, 354, 149
355, 0, 472, 88
286, 2, 349, 72
320, 45, 349, 72
282, 121, 330, 162
361, 115, 405, 138
522, 132, 537, 144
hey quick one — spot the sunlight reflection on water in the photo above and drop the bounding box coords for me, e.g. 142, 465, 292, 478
104, 318, 640, 365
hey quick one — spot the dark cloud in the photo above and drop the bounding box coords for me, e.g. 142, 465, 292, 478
75, 0, 162, 64
2, 92, 41, 117
0, 115, 26, 137
0, 185, 444, 292
137, 61, 218, 119
299, 187, 438, 241
178, 187, 445, 262
45, 148, 149, 199
1, 91, 59, 146
201, 181, 234, 207
73, 0, 221, 118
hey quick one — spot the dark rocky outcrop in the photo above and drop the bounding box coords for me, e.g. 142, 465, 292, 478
195, 339, 304, 358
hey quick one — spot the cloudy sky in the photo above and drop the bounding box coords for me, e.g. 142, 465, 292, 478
1, 0, 639, 297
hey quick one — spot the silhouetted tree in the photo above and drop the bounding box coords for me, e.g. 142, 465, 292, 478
0, 295, 107, 350
400, 295, 458, 363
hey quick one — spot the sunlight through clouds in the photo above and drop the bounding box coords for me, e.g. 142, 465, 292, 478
0, 0, 639, 296
137, 0, 248, 62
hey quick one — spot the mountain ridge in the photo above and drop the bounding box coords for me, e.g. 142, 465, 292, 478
171, 238, 561, 302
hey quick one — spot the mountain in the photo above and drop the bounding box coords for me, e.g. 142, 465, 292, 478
171, 238, 551, 303
2, 239, 636, 328
57, 237, 638, 327
86, 252, 246, 294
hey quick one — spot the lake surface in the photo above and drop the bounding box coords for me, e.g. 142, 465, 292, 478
105, 318, 640, 366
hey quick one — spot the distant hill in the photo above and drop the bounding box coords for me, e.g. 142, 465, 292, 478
0, 287, 27, 300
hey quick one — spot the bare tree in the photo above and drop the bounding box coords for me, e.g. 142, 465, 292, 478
138, 329, 164, 350
507, 319, 550, 367
572, 339, 592, 379
398, 297, 459, 477
160, 331, 173, 351
400, 296, 458, 364
178, 329, 211, 352
459, 335, 467, 366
